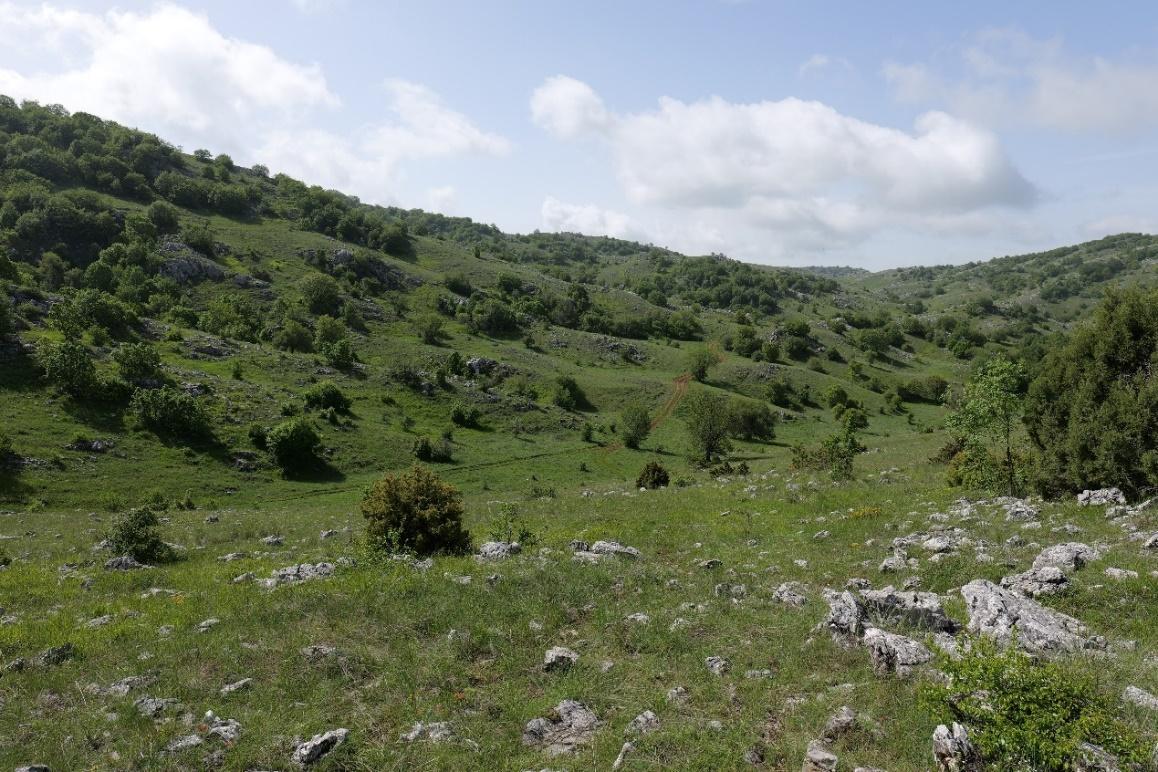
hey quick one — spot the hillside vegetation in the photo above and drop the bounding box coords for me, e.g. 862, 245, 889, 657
0, 98, 1155, 771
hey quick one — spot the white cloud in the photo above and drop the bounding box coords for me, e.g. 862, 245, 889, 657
427, 185, 458, 213
885, 28, 1158, 134
0, 3, 336, 150
531, 76, 1037, 258
540, 196, 638, 239
0, 3, 508, 206
799, 53, 853, 77
530, 75, 614, 139
1083, 214, 1158, 237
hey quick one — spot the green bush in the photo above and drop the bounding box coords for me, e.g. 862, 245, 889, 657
105, 508, 176, 564
450, 403, 481, 428
1026, 287, 1158, 497
636, 460, 669, 489
112, 342, 162, 383
361, 465, 471, 556
131, 387, 211, 440
266, 418, 321, 474
921, 636, 1147, 770
728, 399, 776, 441
303, 381, 351, 413
37, 340, 97, 397
413, 436, 453, 462
323, 338, 356, 370
620, 404, 651, 449
684, 391, 732, 463
299, 273, 342, 315
274, 319, 313, 352
791, 428, 865, 481
552, 375, 587, 410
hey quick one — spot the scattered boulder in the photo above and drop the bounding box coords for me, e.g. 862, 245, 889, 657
1122, 685, 1158, 711
590, 540, 641, 559
859, 586, 957, 631
714, 582, 747, 599
476, 541, 521, 561
1104, 567, 1138, 580
134, 696, 178, 718
932, 722, 981, 771
821, 705, 857, 742
165, 735, 203, 753
879, 552, 907, 573
862, 627, 933, 677
1003, 500, 1038, 521
269, 562, 335, 586
1000, 565, 1069, 598
772, 582, 808, 607
543, 647, 579, 672
1074, 742, 1123, 771
197, 618, 220, 633
1031, 542, 1099, 572
705, 656, 730, 675
612, 740, 635, 770
400, 721, 456, 743
104, 555, 146, 571
960, 580, 1104, 655
205, 714, 241, 743
1078, 488, 1126, 507
625, 709, 659, 736
820, 589, 865, 645
37, 643, 75, 667
522, 700, 599, 756
624, 612, 650, 625
220, 678, 252, 696
698, 558, 722, 570
292, 728, 349, 766
666, 686, 689, 704
802, 740, 838, 772
301, 644, 339, 662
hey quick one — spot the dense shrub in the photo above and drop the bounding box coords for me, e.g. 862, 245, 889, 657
413, 435, 453, 462
130, 386, 211, 440
112, 342, 162, 383
552, 375, 587, 410
299, 273, 342, 315
303, 380, 351, 413
687, 349, 715, 382
636, 460, 670, 489
266, 418, 322, 474
684, 391, 732, 462
898, 375, 949, 404
361, 465, 471, 556
105, 507, 176, 564
921, 636, 1148, 770
37, 340, 97, 397
620, 404, 651, 449
322, 338, 356, 370
727, 399, 776, 441
450, 403, 481, 428
791, 428, 865, 481
274, 319, 313, 352
1026, 287, 1158, 497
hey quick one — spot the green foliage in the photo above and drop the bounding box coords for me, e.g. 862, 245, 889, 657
552, 375, 587, 411
636, 460, 670, 489
898, 375, 949, 404
921, 636, 1147, 770
313, 315, 346, 349
361, 465, 471, 556
687, 349, 715, 382
822, 384, 850, 408
620, 404, 651, 449
0, 295, 11, 335
412, 435, 453, 463
414, 314, 446, 345
266, 417, 322, 474
147, 201, 180, 233
112, 342, 162, 383
946, 356, 1027, 496
274, 319, 313, 352
1026, 287, 1158, 498
322, 337, 356, 370
684, 390, 732, 462
298, 273, 342, 315
792, 427, 865, 481
130, 386, 211, 440
487, 502, 537, 546
105, 507, 176, 564
36, 340, 96, 397
727, 399, 776, 441
303, 381, 351, 413
450, 403, 481, 428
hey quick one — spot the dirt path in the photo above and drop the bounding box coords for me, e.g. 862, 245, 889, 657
650, 373, 691, 430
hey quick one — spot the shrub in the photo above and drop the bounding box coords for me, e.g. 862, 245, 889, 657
131, 387, 211, 440
37, 340, 96, 397
147, 201, 180, 233
299, 273, 342, 315
414, 314, 446, 345
684, 391, 732, 463
552, 375, 587, 410
413, 435, 453, 463
728, 399, 776, 441
1026, 287, 1158, 498
105, 508, 176, 564
620, 404, 651, 449
898, 375, 949, 404
361, 465, 471, 556
822, 384, 850, 409
791, 428, 865, 481
687, 349, 715, 382
323, 338, 356, 370
274, 319, 313, 352
266, 417, 321, 474
450, 403, 481, 428
113, 342, 162, 383
314, 315, 346, 349
636, 460, 670, 489
303, 381, 351, 413
920, 635, 1148, 770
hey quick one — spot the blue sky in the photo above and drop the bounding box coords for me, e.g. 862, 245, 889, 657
1, 1, 1156, 268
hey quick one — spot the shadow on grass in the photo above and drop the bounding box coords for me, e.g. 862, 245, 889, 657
0, 353, 42, 392
282, 461, 346, 483
0, 471, 36, 503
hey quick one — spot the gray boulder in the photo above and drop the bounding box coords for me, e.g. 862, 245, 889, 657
1031, 542, 1099, 572
1078, 488, 1126, 507
476, 541, 521, 561
590, 540, 641, 559
292, 728, 349, 765
960, 580, 1104, 655
802, 740, 838, 772
400, 721, 455, 743
105, 555, 146, 571
820, 589, 865, 644
1122, 685, 1158, 711
543, 646, 579, 672
772, 581, 808, 607
522, 700, 599, 756
862, 627, 933, 677
1000, 565, 1068, 597
859, 586, 957, 631
932, 722, 981, 771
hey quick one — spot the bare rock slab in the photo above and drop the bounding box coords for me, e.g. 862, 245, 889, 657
522, 700, 599, 756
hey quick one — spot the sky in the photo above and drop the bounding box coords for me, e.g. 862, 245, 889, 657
1, 1, 1156, 268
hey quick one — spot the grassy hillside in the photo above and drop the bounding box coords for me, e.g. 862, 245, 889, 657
1, 98, 1155, 770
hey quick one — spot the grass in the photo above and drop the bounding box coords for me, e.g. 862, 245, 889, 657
1, 429, 1153, 770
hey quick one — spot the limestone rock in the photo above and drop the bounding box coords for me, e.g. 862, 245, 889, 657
772, 582, 808, 607
590, 540, 641, 559
476, 541, 521, 561
820, 589, 865, 644
802, 740, 838, 772
522, 700, 599, 756
1122, 685, 1158, 711
932, 722, 981, 771
1000, 565, 1068, 597
543, 646, 579, 672
104, 555, 146, 571
292, 728, 349, 765
625, 709, 659, 736
822, 705, 857, 742
1031, 542, 1099, 572
705, 656, 730, 675
859, 585, 957, 631
1078, 488, 1126, 507
400, 721, 455, 743
960, 580, 1104, 655
862, 627, 933, 677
